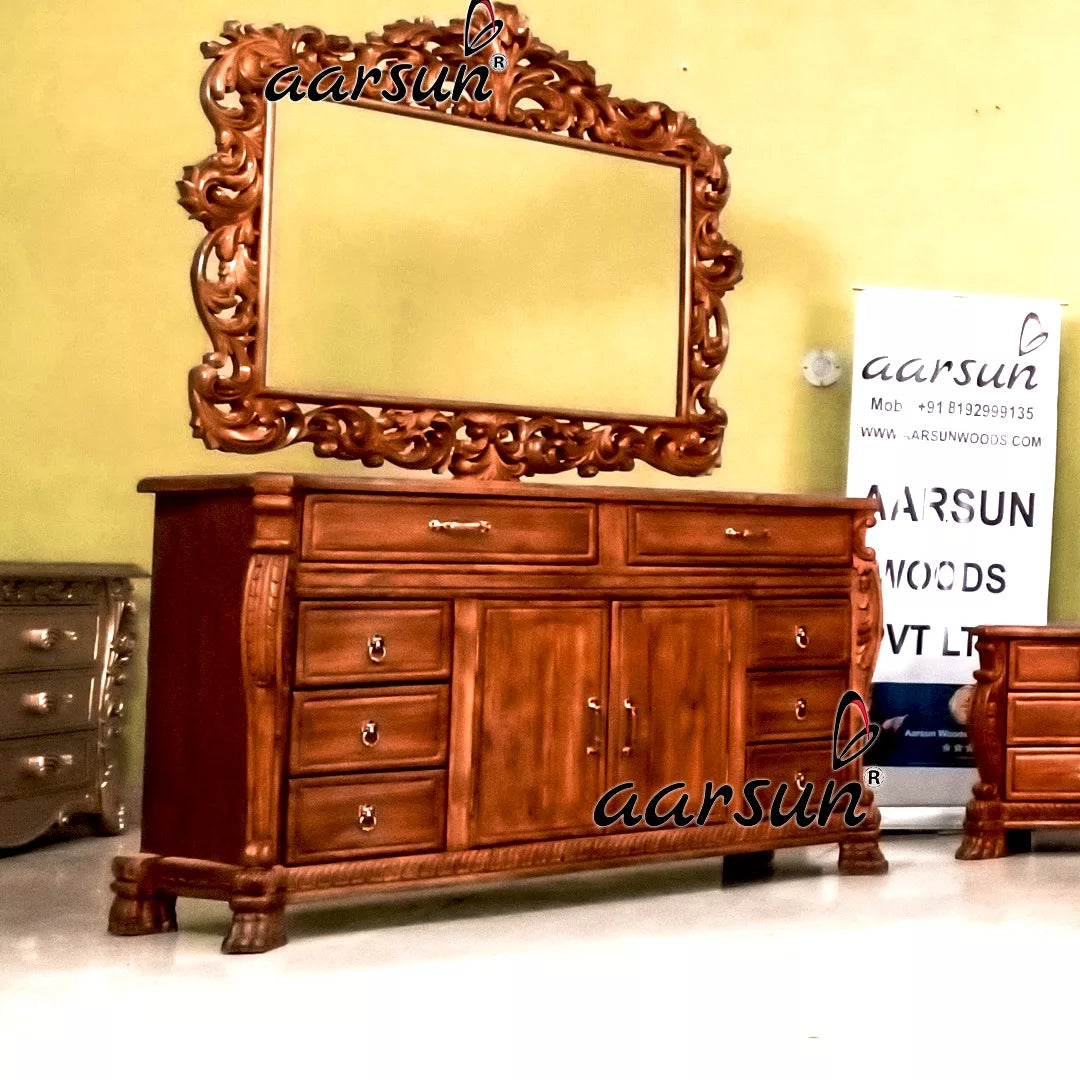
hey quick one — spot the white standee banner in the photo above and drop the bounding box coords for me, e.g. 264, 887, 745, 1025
847, 287, 1060, 772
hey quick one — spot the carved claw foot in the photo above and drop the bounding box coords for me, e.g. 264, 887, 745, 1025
723, 850, 775, 883
108, 854, 177, 936
222, 906, 286, 954
955, 828, 1008, 860
222, 869, 287, 954
837, 838, 889, 875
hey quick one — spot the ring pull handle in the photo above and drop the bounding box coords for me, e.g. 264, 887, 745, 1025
428, 519, 492, 535
358, 804, 378, 832
21, 691, 75, 715
794, 625, 809, 650
621, 698, 638, 756
22, 753, 74, 777
367, 634, 387, 664
22, 628, 79, 651
794, 697, 808, 721
585, 696, 603, 756
724, 527, 771, 541
794, 770, 807, 792
360, 720, 379, 748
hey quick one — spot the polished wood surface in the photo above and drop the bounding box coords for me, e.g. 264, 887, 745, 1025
177, 7, 743, 479
111, 475, 886, 952
959, 625, 1080, 858
0, 564, 144, 849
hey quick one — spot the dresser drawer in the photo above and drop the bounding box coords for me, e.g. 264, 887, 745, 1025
0, 607, 99, 673
287, 771, 447, 862
0, 730, 93, 801
1007, 749, 1080, 799
627, 506, 851, 565
749, 602, 850, 668
295, 602, 451, 686
0, 671, 94, 739
1007, 695, 1080, 744
1010, 642, 1080, 688
746, 670, 848, 742
744, 740, 837, 812
302, 495, 597, 564
290, 686, 449, 774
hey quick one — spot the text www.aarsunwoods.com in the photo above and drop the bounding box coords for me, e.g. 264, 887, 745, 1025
858, 425, 1042, 447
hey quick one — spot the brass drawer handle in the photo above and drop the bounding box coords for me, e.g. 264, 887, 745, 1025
367, 634, 387, 664
358, 804, 378, 832
22, 628, 79, 651
21, 691, 75, 715
724, 527, 771, 540
586, 696, 603, 756
428, 519, 492, 535
22, 753, 74, 777
621, 698, 638, 756
794, 770, 807, 791
361, 720, 379, 747
794, 625, 809, 650
794, 697, 808, 721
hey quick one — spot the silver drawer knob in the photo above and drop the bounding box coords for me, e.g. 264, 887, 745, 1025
358, 804, 378, 832
22, 628, 79, 651
367, 634, 387, 664
428, 519, 491, 535
21, 691, 74, 715
22, 753, 74, 777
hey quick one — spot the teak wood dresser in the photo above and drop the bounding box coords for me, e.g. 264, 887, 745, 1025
110, 474, 888, 953
958, 625, 1080, 859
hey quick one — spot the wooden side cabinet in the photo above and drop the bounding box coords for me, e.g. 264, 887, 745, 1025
109, 474, 887, 953
958, 625, 1080, 859
1, 563, 146, 849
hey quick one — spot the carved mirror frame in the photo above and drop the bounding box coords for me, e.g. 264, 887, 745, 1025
178, 4, 743, 480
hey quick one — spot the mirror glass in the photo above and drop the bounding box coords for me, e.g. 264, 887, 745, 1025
265, 99, 683, 418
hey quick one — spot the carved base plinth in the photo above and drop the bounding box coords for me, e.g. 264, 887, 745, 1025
837, 838, 889, 875
107, 855, 177, 936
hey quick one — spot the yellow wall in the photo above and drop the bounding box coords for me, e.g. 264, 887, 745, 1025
2, 0, 1078, 747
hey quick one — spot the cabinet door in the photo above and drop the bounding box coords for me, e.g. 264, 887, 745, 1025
472, 602, 608, 845
613, 602, 731, 825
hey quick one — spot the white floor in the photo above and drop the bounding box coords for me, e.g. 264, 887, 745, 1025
2, 830, 1079, 1076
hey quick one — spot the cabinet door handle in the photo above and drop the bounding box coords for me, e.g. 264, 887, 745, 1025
360, 720, 379, 747
358, 804, 378, 832
794, 770, 807, 791
367, 634, 387, 664
794, 625, 809, 650
21, 691, 75, 715
794, 697, 808, 721
621, 698, 638, 756
585, 696, 603, 756
724, 527, 770, 540
22, 753, 74, 777
428, 519, 492, 535
22, 628, 79, 651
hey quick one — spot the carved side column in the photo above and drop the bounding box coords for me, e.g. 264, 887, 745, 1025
227, 478, 297, 953
96, 578, 137, 835
956, 635, 1009, 859
839, 511, 889, 875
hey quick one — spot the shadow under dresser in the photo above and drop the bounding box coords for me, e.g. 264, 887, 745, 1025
0, 563, 144, 849
110, 473, 888, 953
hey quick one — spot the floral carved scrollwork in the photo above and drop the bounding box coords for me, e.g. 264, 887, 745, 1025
178, 5, 743, 479
851, 511, 884, 701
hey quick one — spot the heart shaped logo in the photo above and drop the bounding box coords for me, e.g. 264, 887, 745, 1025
1019, 311, 1048, 356
463, 0, 505, 57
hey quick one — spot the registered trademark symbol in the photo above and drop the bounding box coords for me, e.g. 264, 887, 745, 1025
863, 765, 885, 788
489, 52, 508, 72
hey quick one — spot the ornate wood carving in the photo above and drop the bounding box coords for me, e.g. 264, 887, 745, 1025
850, 511, 884, 702
96, 579, 137, 835
956, 636, 1010, 860
178, 5, 743, 480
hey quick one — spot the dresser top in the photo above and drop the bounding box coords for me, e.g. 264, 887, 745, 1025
137, 473, 876, 511
0, 562, 148, 578
977, 624, 1080, 640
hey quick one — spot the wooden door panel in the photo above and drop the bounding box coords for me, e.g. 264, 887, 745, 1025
614, 602, 730, 825
472, 603, 608, 844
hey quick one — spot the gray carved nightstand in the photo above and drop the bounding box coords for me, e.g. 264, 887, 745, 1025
0, 563, 147, 849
